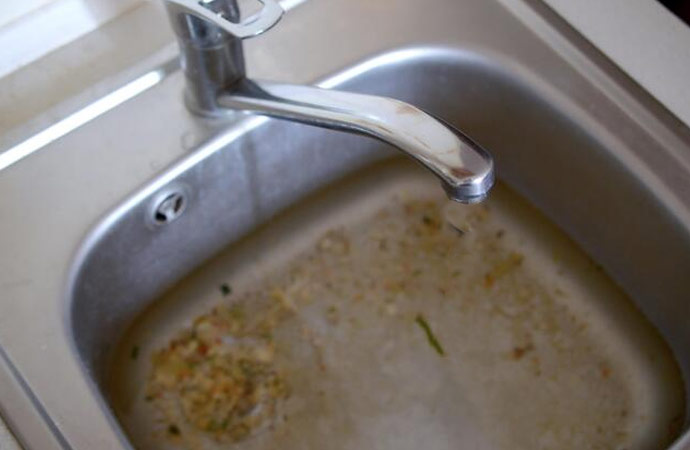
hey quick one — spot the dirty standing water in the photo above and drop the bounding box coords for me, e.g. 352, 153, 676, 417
110, 160, 684, 450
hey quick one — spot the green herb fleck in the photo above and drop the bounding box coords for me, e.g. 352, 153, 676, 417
168, 424, 181, 436
415, 314, 445, 356
449, 223, 465, 236
220, 283, 232, 296
130, 345, 140, 360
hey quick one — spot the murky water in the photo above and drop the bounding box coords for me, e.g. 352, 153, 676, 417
110, 160, 684, 450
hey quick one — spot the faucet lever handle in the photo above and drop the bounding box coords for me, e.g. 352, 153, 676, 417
166, 0, 284, 39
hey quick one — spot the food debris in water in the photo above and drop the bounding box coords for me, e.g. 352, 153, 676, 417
219, 283, 232, 296
511, 343, 534, 360
414, 313, 445, 356
145, 303, 289, 444
131, 192, 678, 450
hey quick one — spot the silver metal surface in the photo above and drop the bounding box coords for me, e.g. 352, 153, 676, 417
164, 0, 282, 113
165, 0, 494, 202
221, 80, 494, 202
0, 0, 690, 449
165, 0, 283, 39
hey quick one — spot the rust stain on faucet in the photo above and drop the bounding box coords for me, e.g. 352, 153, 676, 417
395, 103, 421, 115
450, 167, 474, 178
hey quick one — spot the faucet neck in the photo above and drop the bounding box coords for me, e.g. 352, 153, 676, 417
166, 0, 246, 115
163, 0, 283, 116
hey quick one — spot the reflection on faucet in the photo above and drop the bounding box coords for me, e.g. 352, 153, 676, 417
163, 0, 494, 203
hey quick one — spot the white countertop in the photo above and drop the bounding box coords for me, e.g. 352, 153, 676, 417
0, 416, 20, 450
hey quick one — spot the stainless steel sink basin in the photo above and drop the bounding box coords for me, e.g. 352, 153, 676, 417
102, 160, 684, 450
2, 0, 690, 449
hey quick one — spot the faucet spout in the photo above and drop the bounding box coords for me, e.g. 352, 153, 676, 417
220, 81, 494, 203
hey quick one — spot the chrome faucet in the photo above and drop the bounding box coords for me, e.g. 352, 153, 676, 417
164, 0, 494, 203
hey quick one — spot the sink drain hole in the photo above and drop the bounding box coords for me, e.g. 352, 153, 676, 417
153, 191, 186, 225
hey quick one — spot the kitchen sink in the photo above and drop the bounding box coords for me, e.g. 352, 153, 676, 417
2, 0, 690, 449
70, 47, 690, 449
